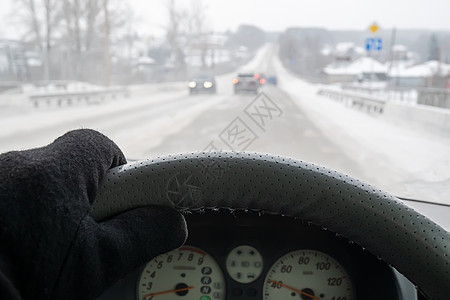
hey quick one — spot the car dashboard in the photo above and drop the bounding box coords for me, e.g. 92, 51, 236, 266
98, 210, 418, 300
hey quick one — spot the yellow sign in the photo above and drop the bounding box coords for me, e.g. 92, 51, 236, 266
369, 23, 379, 33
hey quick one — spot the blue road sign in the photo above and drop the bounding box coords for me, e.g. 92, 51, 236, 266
365, 38, 382, 51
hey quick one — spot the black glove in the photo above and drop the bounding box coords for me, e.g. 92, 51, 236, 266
0, 129, 187, 299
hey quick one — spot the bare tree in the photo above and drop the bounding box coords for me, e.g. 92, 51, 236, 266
28, 0, 43, 53
62, 0, 81, 78
17, 0, 62, 80
114, 6, 138, 67
60, 0, 129, 82
102, 0, 111, 86
166, 0, 187, 71
12, 0, 142, 83
187, 0, 209, 68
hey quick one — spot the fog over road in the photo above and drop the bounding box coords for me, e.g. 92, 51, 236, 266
0, 45, 361, 181
1, 45, 449, 227
1, 45, 353, 166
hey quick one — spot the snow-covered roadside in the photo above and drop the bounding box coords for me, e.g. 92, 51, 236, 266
273, 55, 450, 204
0, 90, 192, 154
0, 90, 186, 139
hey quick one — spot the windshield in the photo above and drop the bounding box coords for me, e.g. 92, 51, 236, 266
0, 0, 449, 205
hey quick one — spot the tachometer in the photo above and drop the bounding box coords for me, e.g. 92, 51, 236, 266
137, 246, 225, 300
263, 249, 354, 300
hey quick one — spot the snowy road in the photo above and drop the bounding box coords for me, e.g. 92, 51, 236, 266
1, 44, 450, 212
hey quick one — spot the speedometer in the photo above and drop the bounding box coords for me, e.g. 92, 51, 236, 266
137, 246, 225, 300
263, 250, 355, 300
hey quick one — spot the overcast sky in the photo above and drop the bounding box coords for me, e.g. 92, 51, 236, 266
0, 0, 449, 39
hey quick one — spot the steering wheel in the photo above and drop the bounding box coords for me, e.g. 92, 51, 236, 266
91, 152, 450, 300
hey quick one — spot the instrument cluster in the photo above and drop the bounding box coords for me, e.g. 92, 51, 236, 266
99, 210, 403, 300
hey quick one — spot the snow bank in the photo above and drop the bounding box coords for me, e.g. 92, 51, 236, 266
382, 101, 450, 140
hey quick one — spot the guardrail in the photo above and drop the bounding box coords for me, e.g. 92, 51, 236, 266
318, 87, 450, 139
29, 87, 129, 107
417, 88, 450, 109
341, 84, 450, 109
341, 84, 417, 103
317, 88, 386, 114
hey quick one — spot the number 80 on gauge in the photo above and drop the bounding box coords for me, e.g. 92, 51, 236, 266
263, 249, 355, 300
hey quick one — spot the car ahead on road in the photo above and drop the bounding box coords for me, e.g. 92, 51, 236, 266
233, 73, 259, 94
188, 75, 216, 95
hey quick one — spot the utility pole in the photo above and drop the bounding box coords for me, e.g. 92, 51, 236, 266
387, 28, 397, 87
103, 0, 111, 86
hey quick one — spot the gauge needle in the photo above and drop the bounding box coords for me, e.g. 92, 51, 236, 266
269, 279, 320, 300
144, 286, 195, 299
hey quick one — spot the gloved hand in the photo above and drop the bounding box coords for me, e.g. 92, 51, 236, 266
0, 129, 187, 300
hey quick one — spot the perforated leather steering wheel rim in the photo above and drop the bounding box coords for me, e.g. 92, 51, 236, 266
92, 151, 450, 300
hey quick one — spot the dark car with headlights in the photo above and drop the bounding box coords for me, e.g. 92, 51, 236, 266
188, 74, 216, 95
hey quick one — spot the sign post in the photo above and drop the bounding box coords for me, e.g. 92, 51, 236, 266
366, 22, 382, 52
365, 23, 382, 83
